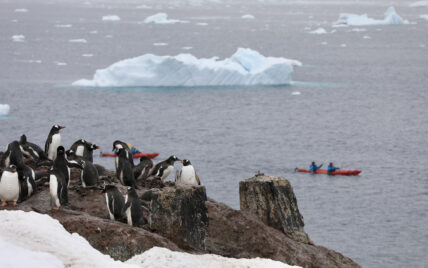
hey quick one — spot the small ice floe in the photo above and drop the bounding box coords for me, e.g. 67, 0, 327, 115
291, 91, 301, 95
136, 4, 151, 9
196, 22, 208, 26
89, 30, 98, 34
321, 41, 328, 45
11, 35, 25, 42
241, 14, 255, 19
340, 44, 347, 47
55, 24, 72, 28
105, 35, 113, 38
82, 54, 93, 57
334, 7, 409, 26
153, 43, 168, 46
55, 62, 67, 66
0, 104, 10, 116
182, 46, 193, 50
420, 15, 428, 20
349, 28, 367, 32
309, 27, 327, 34
363, 35, 371, 39
69, 39, 87, 43
144, 13, 189, 24
14, 8, 28, 13
11, 19, 18, 22
410, 1, 428, 7
102, 15, 121, 21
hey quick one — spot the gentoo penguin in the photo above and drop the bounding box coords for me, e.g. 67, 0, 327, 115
49, 167, 68, 210
19, 134, 48, 161
0, 141, 23, 168
83, 143, 99, 163
176, 159, 200, 186
45, 125, 65, 161
122, 187, 145, 226
151, 155, 181, 182
17, 162, 37, 202
113, 140, 134, 168
133, 156, 155, 181
79, 160, 99, 188
101, 185, 125, 220
53, 146, 83, 189
0, 165, 20, 206
116, 148, 137, 188
69, 139, 89, 158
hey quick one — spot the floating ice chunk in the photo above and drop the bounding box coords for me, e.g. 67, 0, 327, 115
153, 43, 168, 46
363, 35, 371, 39
55, 62, 67, 66
11, 35, 25, 42
321, 41, 328, 45
196, 22, 208, 26
55, 24, 72, 28
82, 54, 94, 57
90, 30, 98, 34
69, 39, 87, 43
420, 15, 428, 20
102, 15, 121, 21
182, 46, 193, 50
72, 48, 301, 87
410, 1, 428, 7
291, 91, 301, 95
242, 14, 255, 19
136, 4, 151, 9
340, 44, 347, 47
0, 104, 10, 116
15, 8, 28, 13
334, 7, 408, 26
309, 28, 327, 34
349, 28, 367, 32
105, 35, 113, 38
144, 13, 188, 24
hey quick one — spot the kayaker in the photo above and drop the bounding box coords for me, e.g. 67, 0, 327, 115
309, 161, 323, 173
327, 162, 340, 174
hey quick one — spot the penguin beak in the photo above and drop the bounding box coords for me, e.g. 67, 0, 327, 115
95, 145, 100, 150
60, 126, 66, 129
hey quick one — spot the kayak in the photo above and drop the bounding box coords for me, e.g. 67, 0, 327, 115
296, 168, 361, 176
100, 152, 159, 159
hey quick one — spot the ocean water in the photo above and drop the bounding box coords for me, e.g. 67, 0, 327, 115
1, 0, 428, 267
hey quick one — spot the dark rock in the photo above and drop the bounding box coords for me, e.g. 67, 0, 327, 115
239, 175, 310, 244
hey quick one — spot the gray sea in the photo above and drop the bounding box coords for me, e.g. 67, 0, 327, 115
1, 0, 428, 267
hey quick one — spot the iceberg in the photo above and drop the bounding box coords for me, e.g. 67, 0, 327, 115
410, 1, 428, 7
102, 15, 121, 21
334, 7, 409, 26
72, 48, 301, 87
0, 104, 10, 116
144, 13, 188, 24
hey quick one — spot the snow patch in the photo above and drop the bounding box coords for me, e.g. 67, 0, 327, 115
241, 14, 255, 19
0, 104, 10, 116
102, 15, 121, 21
72, 48, 301, 87
410, 1, 428, 7
144, 13, 188, 24
14, 8, 28, 13
309, 28, 327, 34
69, 39, 87, 43
12, 35, 25, 42
334, 7, 408, 26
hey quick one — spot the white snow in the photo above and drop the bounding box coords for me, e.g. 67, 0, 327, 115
72, 48, 301, 87
410, 1, 428, 7
334, 7, 409, 26
11, 35, 25, 42
55, 24, 72, 28
420, 15, 428, 20
14, 8, 28, 13
241, 14, 255, 19
69, 39, 87, 43
102, 15, 121, 21
0, 104, 10, 116
144, 13, 188, 24
127, 247, 300, 268
309, 28, 327, 34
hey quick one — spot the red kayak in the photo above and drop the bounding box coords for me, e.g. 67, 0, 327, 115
100, 152, 159, 159
296, 168, 361, 176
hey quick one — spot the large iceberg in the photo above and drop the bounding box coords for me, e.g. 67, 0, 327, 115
0, 104, 10, 116
334, 7, 409, 26
144, 13, 188, 24
72, 48, 301, 87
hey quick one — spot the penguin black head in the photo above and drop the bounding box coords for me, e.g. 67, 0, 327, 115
112, 140, 123, 151
90, 144, 100, 151
167, 155, 180, 164
52, 125, 65, 132
57, 146, 65, 155
182, 159, 191, 166
19, 134, 27, 144
66, 149, 74, 157
6, 164, 17, 173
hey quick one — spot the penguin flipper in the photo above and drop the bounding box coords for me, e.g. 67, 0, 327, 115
122, 201, 131, 216
195, 173, 201, 185
44, 136, 52, 154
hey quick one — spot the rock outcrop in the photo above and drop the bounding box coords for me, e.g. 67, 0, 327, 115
239, 175, 310, 244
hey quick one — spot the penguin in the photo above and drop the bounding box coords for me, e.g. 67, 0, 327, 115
49, 167, 68, 210
69, 139, 89, 158
133, 156, 155, 181
176, 159, 201, 186
45, 125, 65, 161
113, 140, 134, 168
151, 155, 181, 182
17, 162, 37, 202
79, 160, 99, 188
1, 141, 23, 169
116, 148, 137, 188
122, 187, 145, 226
19, 134, 48, 161
83, 143, 99, 163
101, 185, 125, 220
0, 165, 20, 206
53, 146, 83, 189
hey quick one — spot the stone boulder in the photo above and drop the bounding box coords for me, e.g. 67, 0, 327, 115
239, 175, 310, 244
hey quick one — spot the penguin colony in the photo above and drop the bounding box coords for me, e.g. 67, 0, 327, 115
0, 125, 200, 227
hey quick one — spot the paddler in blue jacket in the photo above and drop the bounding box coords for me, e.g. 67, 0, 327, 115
309, 161, 323, 173
327, 162, 340, 174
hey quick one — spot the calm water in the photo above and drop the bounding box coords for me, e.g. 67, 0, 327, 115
1, 0, 428, 267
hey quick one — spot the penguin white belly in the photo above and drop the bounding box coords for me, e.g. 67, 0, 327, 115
115, 156, 119, 170
27, 170, 35, 196
161, 166, 174, 181
125, 195, 132, 226
49, 175, 61, 207
75, 145, 84, 157
48, 134, 61, 160
81, 169, 86, 188
180, 166, 197, 185
0, 172, 19, 202
105, 194, 114, 220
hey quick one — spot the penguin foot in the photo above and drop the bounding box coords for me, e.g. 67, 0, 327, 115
12, 201, 17, 206
52, 207, 60, 211
0, 201, 7, 207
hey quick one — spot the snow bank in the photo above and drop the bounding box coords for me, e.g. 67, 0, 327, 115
103, 15, 121, 21
144, 13, 188, 24
0, 104, 10, 116
309, 28, 327, 34
334, 7, 408, 26
242, 14, 255, 19
410, 1, 428, 7
11, 35, 25, 42
127, 247, 299, 268
72, 48, 301, 87
0, 210, 135, 268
